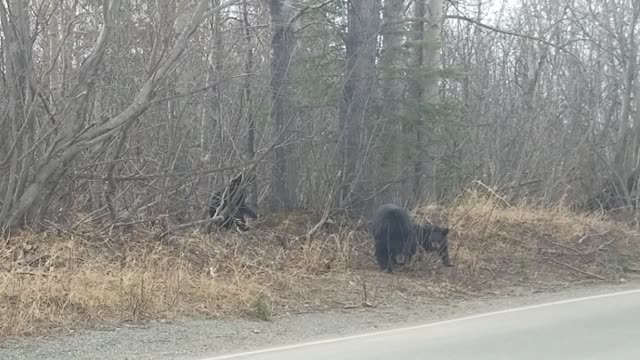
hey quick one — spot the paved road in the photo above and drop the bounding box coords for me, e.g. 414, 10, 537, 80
203, 288, 640, 360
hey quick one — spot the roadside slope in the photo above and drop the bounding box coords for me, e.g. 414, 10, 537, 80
1, 192, 640, 339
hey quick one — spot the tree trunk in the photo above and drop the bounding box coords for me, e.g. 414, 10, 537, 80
407, 0, 442, 202
338, 0, 380, 211
269, 0, 298, 210
0, 0, 36, 226
242, 0, 257, 209
612, 0, 640, 205
409, 0, 426, 202
379, 0, 405, 204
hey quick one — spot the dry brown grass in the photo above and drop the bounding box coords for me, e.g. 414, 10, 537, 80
2, 193, 640, 337
416, 191, 640, 288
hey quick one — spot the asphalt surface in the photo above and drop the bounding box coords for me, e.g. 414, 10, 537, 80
204, 288, 640, 360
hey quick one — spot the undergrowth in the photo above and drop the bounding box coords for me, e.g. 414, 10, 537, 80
1, 191, 639, 337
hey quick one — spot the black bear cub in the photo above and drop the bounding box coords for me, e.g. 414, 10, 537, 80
370, 204, 453, 273
406, 223, 452, 267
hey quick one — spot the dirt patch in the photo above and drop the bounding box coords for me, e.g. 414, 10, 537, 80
1, 193, 640, 337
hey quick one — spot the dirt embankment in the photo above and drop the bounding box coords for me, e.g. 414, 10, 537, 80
1, 192, 640, 338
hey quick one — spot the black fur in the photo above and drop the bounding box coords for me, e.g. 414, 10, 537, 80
370, 204, 453, 272
208, 191, 258, 231
405, 223, 453, 267
370, 204, 413, 273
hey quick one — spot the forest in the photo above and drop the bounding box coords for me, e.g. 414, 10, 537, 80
1, 0, 639, 229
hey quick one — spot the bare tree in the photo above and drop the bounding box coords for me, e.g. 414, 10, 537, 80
398, 0, 442, 203
611, 0, 640, 207
242, 0, 258, 208
269, 0, 298, 210
338, 0, 381, 212
2, 0, 640, 231
378, 0, 406, 204
0, 0, 237, 230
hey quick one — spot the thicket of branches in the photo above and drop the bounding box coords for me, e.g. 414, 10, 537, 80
1, 0, 639, 232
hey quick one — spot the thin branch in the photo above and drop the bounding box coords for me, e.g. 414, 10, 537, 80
287, 0, 335, 27
444, 14, 581, 61
545, 258, 606, 280
149, 73, 255, 105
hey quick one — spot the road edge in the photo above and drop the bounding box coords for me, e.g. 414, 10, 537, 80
203, 287, 640, 360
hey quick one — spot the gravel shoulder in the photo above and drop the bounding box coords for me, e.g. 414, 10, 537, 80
2, 279, 639, 360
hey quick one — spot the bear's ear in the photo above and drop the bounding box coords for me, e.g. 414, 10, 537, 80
442, 227, 449, 236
